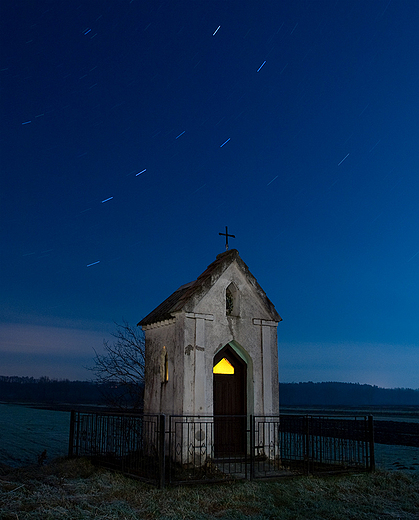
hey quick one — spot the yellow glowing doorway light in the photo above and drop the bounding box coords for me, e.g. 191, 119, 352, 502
213, 357, 235, 374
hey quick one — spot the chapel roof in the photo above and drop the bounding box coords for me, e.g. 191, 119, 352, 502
137, 249, 282, 327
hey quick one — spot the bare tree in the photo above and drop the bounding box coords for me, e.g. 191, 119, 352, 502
90, 320, 145, 410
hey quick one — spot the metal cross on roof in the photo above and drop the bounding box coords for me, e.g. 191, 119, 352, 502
219, 226, 235, 251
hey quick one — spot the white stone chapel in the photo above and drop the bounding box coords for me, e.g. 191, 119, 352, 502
138, 249, 282, 424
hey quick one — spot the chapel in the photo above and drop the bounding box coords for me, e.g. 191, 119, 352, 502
137, 248, 282, 433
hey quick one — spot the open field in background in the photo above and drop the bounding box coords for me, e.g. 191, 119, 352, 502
280, 405, 419, 422
0, 403, 418, 471
1, 458, 418, 520
0, 404, 71, 467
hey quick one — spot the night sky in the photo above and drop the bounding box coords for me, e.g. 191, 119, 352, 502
1, 1, 418, 388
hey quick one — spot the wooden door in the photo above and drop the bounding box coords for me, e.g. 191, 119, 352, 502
213, 346, 247, 457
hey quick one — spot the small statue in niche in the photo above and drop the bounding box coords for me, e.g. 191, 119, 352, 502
160, 346, 169, 383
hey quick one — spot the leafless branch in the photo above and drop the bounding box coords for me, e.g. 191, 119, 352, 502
89, 320, 145, 409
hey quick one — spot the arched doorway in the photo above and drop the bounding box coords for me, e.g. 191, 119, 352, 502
213, 344, 247, 457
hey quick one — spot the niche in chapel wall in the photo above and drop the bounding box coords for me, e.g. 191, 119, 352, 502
225, 282, 240, 317
160, 346, 169, 383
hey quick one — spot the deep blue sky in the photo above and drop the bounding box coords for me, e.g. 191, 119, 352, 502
1, 1, 418, 387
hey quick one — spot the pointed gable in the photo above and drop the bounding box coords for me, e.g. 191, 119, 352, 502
138, 249, 281, 327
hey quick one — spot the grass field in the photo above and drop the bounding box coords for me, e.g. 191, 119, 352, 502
1, 458, 418, 520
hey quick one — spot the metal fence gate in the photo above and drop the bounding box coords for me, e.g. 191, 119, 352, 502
69, 411, 375, 487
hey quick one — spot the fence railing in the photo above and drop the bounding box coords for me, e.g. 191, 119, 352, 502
69, 411, 374, 487
68, 411, 164, 486
263, 414, 375, 477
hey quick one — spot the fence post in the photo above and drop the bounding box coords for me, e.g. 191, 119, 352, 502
304, 415, 310, 475
68, 410, 76, 458
158, 414, 166, 489
249, 415, 254, 480
368, 415, 375, 472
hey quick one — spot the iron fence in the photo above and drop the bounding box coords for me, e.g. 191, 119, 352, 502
69, 411, 374, 487
167, 415, 251, 484
68, 411, 164, 486
254, 415, 375, 478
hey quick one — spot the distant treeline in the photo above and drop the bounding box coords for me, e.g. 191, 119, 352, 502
2, 377, 419, 408
0, 376, 104, 405
279, 382, 419, 406
0, 376, 143, 408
